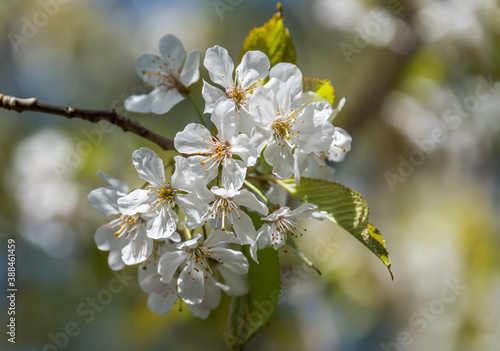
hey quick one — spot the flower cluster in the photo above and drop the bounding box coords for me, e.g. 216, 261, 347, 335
89, 34, 351, 319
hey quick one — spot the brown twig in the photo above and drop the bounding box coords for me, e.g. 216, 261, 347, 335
0, 93, 176, 151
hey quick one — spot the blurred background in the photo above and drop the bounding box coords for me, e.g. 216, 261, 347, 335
1, 0, 499, 350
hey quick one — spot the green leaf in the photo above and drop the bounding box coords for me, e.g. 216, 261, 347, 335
239, 3, 297, 67
302, 78, 335, 105
276, 177, 393, 279
225, 248, 281, 350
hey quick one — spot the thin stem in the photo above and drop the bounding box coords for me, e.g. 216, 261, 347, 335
217, 166, 222, 188
244, 179, 269, 204
202, 225, 208, 240
184, 226, 192, 240
0, 94, 176, 150
185, 92, 206, 128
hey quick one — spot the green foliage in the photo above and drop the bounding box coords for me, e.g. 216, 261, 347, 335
239, 3, 297, 67
225, 248, 281, 350
276, 177, 393, 279
302, 78, 335, 105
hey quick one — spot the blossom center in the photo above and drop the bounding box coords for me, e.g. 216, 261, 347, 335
269, 216, 307, 251
185, 246, 224, 279
209, 196, 239, 231
227, 85, 247, 105
110, 214, 142, 241
272, 113, 297, 147
159, 187, 177, 201
143, 67, 180, 90
199, 137, 232, 171
147, 181, 179, 212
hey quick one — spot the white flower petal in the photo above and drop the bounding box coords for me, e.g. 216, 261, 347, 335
178, 264, 205, 304
237, 108, 259, 136
118, 189, 153, 215
288, 203, 322, 221
250, 126, 273, 154
204, 45, 234, 87
230, 211, 257, 245
150, 88, 185, 114
186, 277, 221, 319
186, 155, 218, 184
138, 263, 161, 293
178, 234, 203, 250
176, 193, 209, 228
235, 50, 270, 88
263, 77, 284, 94
294, 150, 335, 184
180, 49, 200, 87
159, 34, 186, 71
94, 224, 117, 251
231, 134, 257, 166
276, 76, 303, 112
222, 158, 246, 190
147, 281, 178, 315
309, 101, 333, 125
211, 99, 238, 140
328, 127, 352, 162
201, 80, 227, 114
270, 62, 302, 83
121, 227, 153, 265
264, 142, 294, 179
107, 250, 125, 271
210, 248, 248, 274
148, 206, 178, 239
132, 147, 166, 186
248, 87, 276, 124
158, 251, 189, 283
204, 229, 240, 247
294, 108, 332, 153
174, 123, 212, 154
88, 188, 120, 215
256, 224, 272, 249
210, 186, 238, 199
234, 189, 268, 215
171, 155, 209, 193
134, 53, 168, 86
124, 86, 168, 114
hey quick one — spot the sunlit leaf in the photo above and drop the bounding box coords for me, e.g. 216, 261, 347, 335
302, 77, 335, 105
239, 3, 297, 66
276, 177, 393, 279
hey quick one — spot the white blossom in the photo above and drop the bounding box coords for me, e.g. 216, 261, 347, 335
249, 73, 333, 179
196, 186, 268, 261
125, 34, 200, 114
202, 45, 270, 114
174, 99, 257, 189
138, 239, 180, 315
158, 231, 248, 305
294, 99, 352, 184
118, 148, 208, 239
257, 204, 325, 251
88, 172, 152, 268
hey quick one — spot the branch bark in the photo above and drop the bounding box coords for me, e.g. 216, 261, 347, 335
0, 94, 176, 151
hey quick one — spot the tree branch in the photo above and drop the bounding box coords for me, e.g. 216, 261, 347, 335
0, 93, 176, 151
